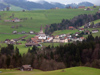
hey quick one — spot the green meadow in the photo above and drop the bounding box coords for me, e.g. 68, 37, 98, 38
0, 7, 99, 54
0, 7, 99, 34
0, 67, 100, 75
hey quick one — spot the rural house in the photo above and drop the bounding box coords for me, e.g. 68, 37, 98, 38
20, 65, 32, 71
69, 26, 75, 30
78, 6, 85, 9
13, 31, 17, 34
12, 18, 21, 22
78, 28, 84, 31
92, 30, 99, 33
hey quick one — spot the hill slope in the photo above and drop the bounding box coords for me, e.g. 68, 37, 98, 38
0, 0, 95, 10
0, 67, 100, 75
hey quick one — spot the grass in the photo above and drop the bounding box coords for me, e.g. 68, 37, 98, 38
52, 29, 79, 36
92, 19, 100, 24
0, 7, 99, 54
0, 67, 100, 75
0, 8, 99, 34
42, 43, 61, 47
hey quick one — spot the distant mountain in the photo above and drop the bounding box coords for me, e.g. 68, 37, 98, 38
66, 2, 94, 8
0, 0, 95, 11
78, 2, 94, 7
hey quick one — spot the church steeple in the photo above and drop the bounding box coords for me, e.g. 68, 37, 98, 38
39, 25, 43, 34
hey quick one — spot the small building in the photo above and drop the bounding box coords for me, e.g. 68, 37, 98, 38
25, 43, 38, 47
85, 7, 93, 11
84, 30, 91, 35
12, 18, 20, 22
92, 30, 99, 33
78, 6, 85, 9
30, 31, 34, 34
59, 34, 66, 37
79, 28, 84, 31
20, 65, 32, 71
4, 20, 11, 22
46, 37, 53, 42
53, 38, 60, 43
68, 26, 75, 30
93, 5, 96, 8
13, 31, 17, 34
60, 38, 65, 43
5, 39, 10, 44
22, 31, 26, 34
75, 32, 80, 36
79, 37, 85, 41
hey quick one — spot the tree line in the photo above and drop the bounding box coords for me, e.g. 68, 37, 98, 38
0, 35, 100, 71
45, 13, 100, 35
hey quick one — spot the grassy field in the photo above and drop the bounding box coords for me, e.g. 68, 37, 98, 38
0, 7, 99, 54
52, 29, 79, 36
0, 67, 100, 75
92, 19, 100, 24
0, 7, 99, 34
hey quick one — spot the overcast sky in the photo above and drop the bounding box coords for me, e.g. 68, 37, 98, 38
27, 0, 99, 5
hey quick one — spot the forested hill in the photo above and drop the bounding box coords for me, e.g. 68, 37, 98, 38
45, 13, 100, 35
0, 35, 100, 70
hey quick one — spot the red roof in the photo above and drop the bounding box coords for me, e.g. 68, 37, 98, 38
79, 6, 85, 8
69, 26, 74, 29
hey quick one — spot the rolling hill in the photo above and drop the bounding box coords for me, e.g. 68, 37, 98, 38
0, 0, 95, 10
0, 67, 100, 75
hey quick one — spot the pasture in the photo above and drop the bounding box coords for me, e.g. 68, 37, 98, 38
0, 67, 100, 75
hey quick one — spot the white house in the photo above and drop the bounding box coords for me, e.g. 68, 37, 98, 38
30, 31, 34, 34
92, 30, 99, 33
46, 37, 53, 42
38, 34, 46, 40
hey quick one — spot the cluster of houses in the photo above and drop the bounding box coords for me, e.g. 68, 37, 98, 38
12, 31, 34, 34
25, 24, 100, 47
4, 18, 21, 22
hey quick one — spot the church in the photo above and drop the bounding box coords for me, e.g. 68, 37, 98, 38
38, 26, 46, 40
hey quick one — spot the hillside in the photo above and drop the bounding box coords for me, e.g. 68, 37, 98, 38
0, 67, 100, 75
0, 7, 99, 41
0, 0, 96, 10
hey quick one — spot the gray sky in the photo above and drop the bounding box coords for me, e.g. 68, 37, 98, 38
27, 0, 99, 5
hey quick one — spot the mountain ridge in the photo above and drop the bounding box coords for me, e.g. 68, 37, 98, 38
0, 0, 95, 11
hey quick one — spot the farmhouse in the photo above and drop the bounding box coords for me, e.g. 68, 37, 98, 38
86, 7, 93, 11
78, 28, 84, 31
92, 30, 99, 33
13, 31, 17, 34
84, 30, 91, 34
68, 26, 75, 30
12, 18, 21, 22
78, 6, 85, 9
30, 31, 34, 34
46, 37, 53, 42
53, 38, 60, 42
25, 43, 38, 47
93, 5, 96, 8
20, 65, 32, 71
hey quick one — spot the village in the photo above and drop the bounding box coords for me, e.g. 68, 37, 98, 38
2, 6, 100, 48
4, 21, 100, 47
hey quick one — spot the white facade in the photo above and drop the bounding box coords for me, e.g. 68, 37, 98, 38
38, 34, 46, 40
92, 30, 99, 33
46, 37, 53, 42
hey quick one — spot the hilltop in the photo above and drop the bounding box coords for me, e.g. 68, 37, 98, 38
0, 0, 95, 11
